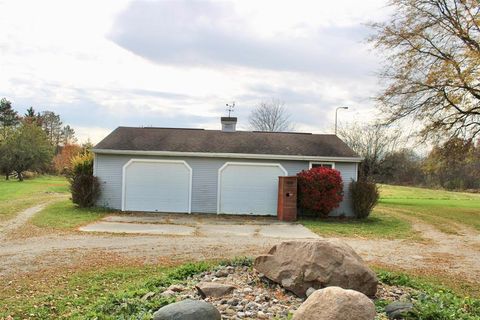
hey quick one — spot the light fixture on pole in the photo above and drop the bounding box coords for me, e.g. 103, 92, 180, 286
335, 106, 349, 135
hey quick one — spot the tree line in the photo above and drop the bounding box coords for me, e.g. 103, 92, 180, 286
356, 0, 480, 190
0, 98, 84, 181
339, 122, 480, 191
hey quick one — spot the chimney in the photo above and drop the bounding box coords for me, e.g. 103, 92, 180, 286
221, 117, 237, 132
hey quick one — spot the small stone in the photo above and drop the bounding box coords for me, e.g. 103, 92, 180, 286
225, 308, 236, 315
141, 291, 155, 301
385, 301, 414, 319
215, 270, 229, 277
167, 284, 184, 292
160, 289, 175, 297
153, 299, 221, 320
227, 298, 239, 306
196, 282, 236, 298
306, 287, 316, 297
216, 304, 227, 311
243, 287, 253, 293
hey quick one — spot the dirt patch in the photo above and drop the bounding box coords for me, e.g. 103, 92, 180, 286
0, 204, 48, 239
0, 233, 281, 278
339, 219, 480, 284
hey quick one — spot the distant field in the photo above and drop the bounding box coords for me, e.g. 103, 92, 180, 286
379, 184, 480, 201
302, 184, 480, 238
0, 175, 68, 221
379, 185, 480, 233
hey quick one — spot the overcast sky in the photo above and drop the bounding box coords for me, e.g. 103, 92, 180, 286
0, 0, 390, 143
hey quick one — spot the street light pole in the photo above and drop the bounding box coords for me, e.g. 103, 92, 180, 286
335, 106, 349, 135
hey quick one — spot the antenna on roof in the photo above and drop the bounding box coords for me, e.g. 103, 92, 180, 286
226, 102, 235, 117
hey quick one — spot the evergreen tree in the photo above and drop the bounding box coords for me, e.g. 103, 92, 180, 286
0, 98, 19, 140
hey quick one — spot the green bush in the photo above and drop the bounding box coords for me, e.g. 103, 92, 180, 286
69, 153, 100, 208
70, 152, 94, 177
350, 179, 379, 219
70, 174, 100, 208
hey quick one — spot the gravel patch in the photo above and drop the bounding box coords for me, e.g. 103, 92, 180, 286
149, 264, 419, 320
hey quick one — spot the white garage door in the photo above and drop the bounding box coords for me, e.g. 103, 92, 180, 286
123, 160, 191, 213
218, 163, 287, 215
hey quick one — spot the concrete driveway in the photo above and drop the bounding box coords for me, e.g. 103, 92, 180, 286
79, 214, 319, 239
0, 210, 319, 277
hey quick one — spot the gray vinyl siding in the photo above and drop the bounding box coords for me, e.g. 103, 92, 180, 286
94, 154, 357, 216
331, 162, 358, 216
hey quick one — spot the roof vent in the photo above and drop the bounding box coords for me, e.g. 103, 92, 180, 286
221, 117, 237, 132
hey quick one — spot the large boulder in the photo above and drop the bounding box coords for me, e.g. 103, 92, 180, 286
254, 240, 378, 297
153, 299, 221, 320
292, 286, 376, 320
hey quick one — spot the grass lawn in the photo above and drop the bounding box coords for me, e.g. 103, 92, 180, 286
302, 184, 480, 238
0, 175, 69, 221
30, 199, 110, 230
301, 211, 415, 239
379, 184, 480, 233
0, 262, 212, 320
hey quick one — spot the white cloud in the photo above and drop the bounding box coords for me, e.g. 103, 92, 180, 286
0, 0, 391, 144
74, 126, 114, 145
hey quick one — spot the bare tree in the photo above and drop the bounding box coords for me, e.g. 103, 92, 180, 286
369, 0, 480, 139
338, 122, 405, 178
249, 99, 294, 132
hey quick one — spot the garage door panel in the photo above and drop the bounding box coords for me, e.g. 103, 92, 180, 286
219, 163, 285, 215
124, 161, 191, 213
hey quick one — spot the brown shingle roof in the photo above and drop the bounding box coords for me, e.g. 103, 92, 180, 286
94, 127, 359, 159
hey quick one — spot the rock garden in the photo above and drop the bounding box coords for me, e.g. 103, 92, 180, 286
151, 239, 419, 320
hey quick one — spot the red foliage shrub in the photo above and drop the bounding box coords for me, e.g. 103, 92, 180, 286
297, 167, 344, 217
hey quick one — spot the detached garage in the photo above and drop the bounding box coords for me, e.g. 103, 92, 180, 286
93, 117, 362, 217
